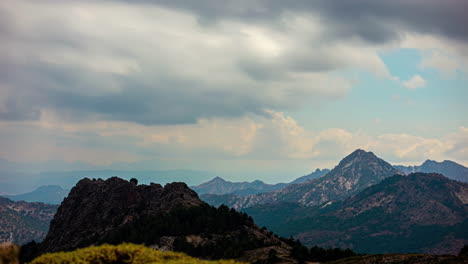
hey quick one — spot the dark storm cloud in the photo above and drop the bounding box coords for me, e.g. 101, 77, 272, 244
149, 0, 468, 44
0, 0, 465, 125
0, 65, 267, 125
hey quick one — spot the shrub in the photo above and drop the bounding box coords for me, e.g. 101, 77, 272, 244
29, 243, 244, 264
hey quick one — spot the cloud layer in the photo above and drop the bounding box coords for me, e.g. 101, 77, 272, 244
1, 0, 466, 125
0, 0, 466, 178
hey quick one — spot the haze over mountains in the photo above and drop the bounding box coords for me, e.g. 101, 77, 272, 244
1, 149, 467, 261
395, 160, 468, 183
201, 151, 468, 209
202, 150, 400, 209
198, 150, 468, 255
191, 169, 330, 196
4, 186, 69, 205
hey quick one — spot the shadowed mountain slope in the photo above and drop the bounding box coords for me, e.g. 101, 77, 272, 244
244, 173, 468, 255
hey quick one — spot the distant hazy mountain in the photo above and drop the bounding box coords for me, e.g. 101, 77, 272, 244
191, 177, 287, 196
192, 169, 329, 196
0, 169, 216, 195
288, 168, 331, 185
244, 173, 468, 255
395, 160, 468, 182
202, 149, 399, 209
0, 197, 57, 244
5, 185, 69, 204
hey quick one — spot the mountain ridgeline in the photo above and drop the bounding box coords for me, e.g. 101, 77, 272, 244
191, 169, 330, 197
395, 159, 468, 183
191, 177, 287, 196
202, 150, 400, 209
4, 185, 69, 205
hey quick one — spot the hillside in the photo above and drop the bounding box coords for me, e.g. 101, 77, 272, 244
0, 197, 57, 244
5, 185, 69, 205
203, 150, 399, 209
244, 173, 468, 255
395, 159, 468, 182
23, 177, 301, 264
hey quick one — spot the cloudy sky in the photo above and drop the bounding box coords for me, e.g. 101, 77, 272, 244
0, 0, 467, 182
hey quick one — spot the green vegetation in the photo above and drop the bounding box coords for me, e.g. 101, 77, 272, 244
280, 238, 357, 263
29, 243, 244, 264
101, 204, 259, 259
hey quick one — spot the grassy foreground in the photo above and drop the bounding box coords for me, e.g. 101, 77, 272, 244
30, 243, 245, 264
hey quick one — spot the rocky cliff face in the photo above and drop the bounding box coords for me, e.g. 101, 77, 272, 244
0, 197, 57, 244
34, 177, 297, 264
41, 177, 203, 252
203, 149, 399, 209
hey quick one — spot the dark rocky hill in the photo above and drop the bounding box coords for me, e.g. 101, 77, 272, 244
245, 173, 468, 255
0, 197, 57, 244
25, 177, 300, 264
395, 159, 468, 182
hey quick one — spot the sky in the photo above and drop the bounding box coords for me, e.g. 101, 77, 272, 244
0, 0, 467, 183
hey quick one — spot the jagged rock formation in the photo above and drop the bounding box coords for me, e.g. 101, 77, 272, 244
32, 177, 298, 264
395, 159, 468, 182
0, 197, 57, 244
41, 177, 203, 252
245, 173, 468, 255
5, 185, 69, 205
203, 149, 399, 209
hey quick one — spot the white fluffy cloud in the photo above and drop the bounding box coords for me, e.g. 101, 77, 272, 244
402, 75, 426, 89
1, 113, 466, 173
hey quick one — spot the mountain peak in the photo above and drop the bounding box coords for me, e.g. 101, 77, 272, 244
211, 176, 226, 182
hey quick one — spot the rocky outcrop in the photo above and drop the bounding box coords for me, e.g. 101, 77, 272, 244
0, 197, 57, 245
33, 177, 298, 264
41, 177, 202, 252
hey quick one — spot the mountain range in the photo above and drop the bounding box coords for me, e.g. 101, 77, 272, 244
0, 197, 57, 245
191, 168, 330, 196
202, 150, 400, 209
244, 173, 468, 255
395, 160, 468, 182
2, 149, 467, 261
